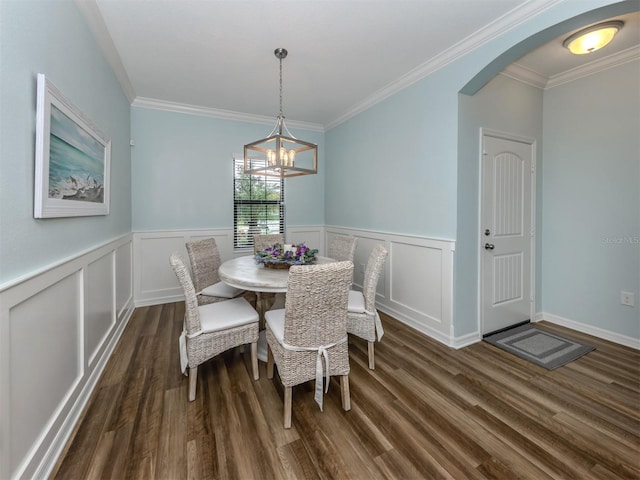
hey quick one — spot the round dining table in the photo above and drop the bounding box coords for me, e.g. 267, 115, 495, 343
219, 255, 336, 292
219, 255, 336, 361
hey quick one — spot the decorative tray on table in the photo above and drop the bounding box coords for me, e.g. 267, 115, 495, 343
255, 243, 318, 269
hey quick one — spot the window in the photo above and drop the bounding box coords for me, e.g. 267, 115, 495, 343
233, 157, 284, 249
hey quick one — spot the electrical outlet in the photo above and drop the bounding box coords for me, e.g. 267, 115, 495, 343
621, 291, 635, 307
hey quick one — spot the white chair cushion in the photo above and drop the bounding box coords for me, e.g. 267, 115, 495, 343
348, 290, 366, 313
198, 297, 258, 333
264, 309, 286, 344
200, 281, 244, 299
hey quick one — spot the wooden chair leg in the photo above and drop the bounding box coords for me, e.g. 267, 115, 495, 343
368, 341, 375, 370
267, 345, 274, 379
340, 375, 351, 411
284, 386, 292, 429
188, 366, 198, 402
251, 341, 259, 380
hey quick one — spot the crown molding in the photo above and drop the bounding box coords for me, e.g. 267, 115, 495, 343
546, 44, 640, 88
132, 97, 325, 132
325, 0, 564, 130
500, 63, 548, 89
74, 0, 136, 103
501, 44, 640, 90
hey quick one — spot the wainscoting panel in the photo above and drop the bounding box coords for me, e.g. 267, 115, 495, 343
116, 242, 132, 319
85, 253, 115, 366
389, 241, 442, 321
134, 229, 234, 306
326, 227, 455, 345
9, 272, 83, 480
0, 234, 134, 480
287, 227, 323, 252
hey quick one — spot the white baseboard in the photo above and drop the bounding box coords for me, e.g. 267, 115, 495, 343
536, 312, 640, 350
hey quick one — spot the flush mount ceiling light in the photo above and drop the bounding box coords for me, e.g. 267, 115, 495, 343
244, 48, 317, 178
563, 21, 624, 55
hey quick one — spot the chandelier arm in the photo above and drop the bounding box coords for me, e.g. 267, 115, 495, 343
279, 118, 297, 139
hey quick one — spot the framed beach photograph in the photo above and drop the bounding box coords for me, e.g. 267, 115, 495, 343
34, 73, 111, 218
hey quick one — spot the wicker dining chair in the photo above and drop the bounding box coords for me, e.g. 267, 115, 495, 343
186, 237, 245, 305
265, 261, 354, 428
327, 235, 358, 262
170, 253, 259, 401
253, 233, 285, 253
347, 244, 388, 370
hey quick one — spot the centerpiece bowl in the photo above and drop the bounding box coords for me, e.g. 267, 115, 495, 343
255, 242, 318, 269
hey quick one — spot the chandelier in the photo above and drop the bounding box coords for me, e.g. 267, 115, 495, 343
244, 48, 317, 178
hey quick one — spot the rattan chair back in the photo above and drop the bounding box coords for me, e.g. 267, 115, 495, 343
284, 261, 354, 349
362, 244, 388, 311
253, 233, 285, 253
169, 253, 201, 335
328, 235, 358, 262
185, 238, 222, 293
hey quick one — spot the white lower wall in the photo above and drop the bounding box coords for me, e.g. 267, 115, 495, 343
133, 226, 327, 307
0, 234, 134, 480
134, 226, 456, 346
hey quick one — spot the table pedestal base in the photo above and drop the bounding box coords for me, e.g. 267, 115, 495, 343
258, 330, 268, 362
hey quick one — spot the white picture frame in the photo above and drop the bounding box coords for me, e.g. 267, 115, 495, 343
34, 73, 111, 218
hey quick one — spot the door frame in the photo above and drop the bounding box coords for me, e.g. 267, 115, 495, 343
477, 128, 537, 336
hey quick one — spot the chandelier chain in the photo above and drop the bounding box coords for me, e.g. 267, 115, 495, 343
279, 55, 283, 117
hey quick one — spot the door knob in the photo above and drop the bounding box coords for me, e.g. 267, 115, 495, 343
484, 243, 495, 250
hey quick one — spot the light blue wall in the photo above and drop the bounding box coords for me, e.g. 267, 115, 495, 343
324, 0, 619, 239
324, 0, 621, 336
0, 0, 131, 285
131, 107, 324, 231
325, 69, 459, 238
457, 75, 544, 337
542, 60, 640, 338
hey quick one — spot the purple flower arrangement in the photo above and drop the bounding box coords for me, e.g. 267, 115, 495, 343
255, 242, 318, 266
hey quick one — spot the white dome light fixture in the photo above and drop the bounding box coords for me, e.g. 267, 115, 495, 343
563, 21, 624, 55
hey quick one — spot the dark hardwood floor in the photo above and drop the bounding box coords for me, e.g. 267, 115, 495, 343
51, 302, 640, 479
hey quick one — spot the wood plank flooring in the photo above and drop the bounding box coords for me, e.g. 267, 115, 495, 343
51, 303, 640, 479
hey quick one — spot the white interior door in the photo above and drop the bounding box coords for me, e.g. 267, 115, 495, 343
481, 133, 534, 335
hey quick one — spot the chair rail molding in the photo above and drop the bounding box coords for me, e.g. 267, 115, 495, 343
0, 234, 134, 480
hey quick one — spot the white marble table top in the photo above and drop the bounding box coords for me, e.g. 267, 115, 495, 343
219, 255, 335, 293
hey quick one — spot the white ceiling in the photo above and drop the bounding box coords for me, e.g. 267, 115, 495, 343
81, 0, 639, 129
